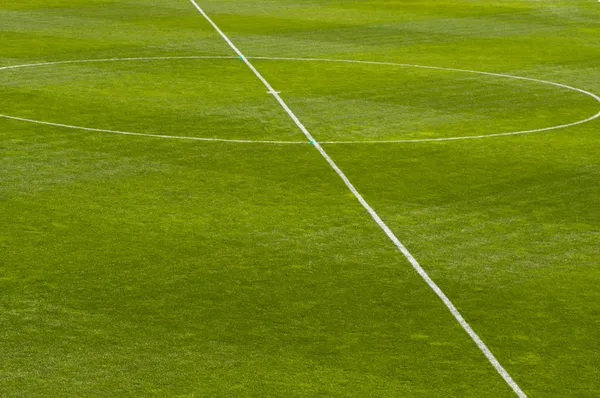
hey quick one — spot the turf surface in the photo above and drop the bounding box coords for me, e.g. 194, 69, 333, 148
1, 0, 600, 396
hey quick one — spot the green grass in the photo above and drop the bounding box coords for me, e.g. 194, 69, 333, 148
1, 0, 600, 396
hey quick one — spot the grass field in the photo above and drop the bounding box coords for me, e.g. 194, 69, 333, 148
2, 0, 600, 396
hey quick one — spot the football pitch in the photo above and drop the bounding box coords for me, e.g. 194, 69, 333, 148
1, 0, 600, 396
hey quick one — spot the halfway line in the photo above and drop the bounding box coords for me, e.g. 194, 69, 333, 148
186, 1, 526, 396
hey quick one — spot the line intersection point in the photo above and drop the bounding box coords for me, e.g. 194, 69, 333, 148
187, 0, 527, 396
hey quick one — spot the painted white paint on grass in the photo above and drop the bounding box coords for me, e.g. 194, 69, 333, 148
1, 56, 599, 146
0, 56, 243, 71
187, 0, 527, 396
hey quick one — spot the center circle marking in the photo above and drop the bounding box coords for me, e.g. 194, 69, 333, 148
1, 56, 599, 144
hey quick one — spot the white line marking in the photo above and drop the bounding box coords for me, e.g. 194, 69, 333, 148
187, 1, 527, 396
0, 56, 237, 71
2, 56, 598, 146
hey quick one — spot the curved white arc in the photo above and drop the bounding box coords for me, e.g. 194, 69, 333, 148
0, 114, 307, 144
320, 112, 600, 144
249, 56, 600, 143
0, 55, 238, 71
